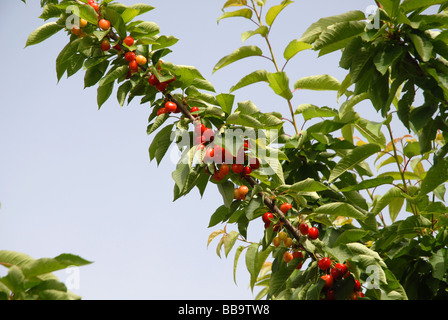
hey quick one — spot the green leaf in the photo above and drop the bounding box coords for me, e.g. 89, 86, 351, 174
218, 181, 236, 208
429, 248, 448, 281
339, 176, 394, 192
328, 143, 381, 183
84, 60, 109, 88
216, 93, 235, 115
233, 246, 245, 285
117, 81, 132, 107
299, 10, 366, 44
400, 0, 447, 13
22, 254, 92, 278
267, 72, 292, 100
313, 21, 367, 56
213, 46, 263, 73
373, 45, 404, 75
0, 266, 25, 299
278, 178, 329, 193
217, 8, 253, 23
97, 81, 114, 109
78, 4, 99, 25
408, 32, 433, 62
127, 3, 155, 15
98, 65, 128, 87
224, 231, 239, 257
265, 0, 293, 26
283, 40, 312, 61
148, 124, 174, 165
419, 158, 448, 197
241, 26, 269, 42
246, 244, 274, 291
294, 74, 341, 91
223, 0, 247, 8
294, 104, 337, 120
26, 22, 63, 47
230, 69, 269, 92
312, 202, 366, 220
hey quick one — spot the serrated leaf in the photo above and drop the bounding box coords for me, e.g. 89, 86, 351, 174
313, 202, 366, 220
241, 26, 269, 42
97, 81, 114, 109
224, 231, 239, 257
207, 229, 225, 247
230, 69, 269, 92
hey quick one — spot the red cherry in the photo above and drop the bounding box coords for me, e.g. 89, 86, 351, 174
195, 123, 206, 136
98, 19, 110, 30
123, 36, 134, 46
202, 128, 214, 142
219, 164, 230, 176
242, 166, 252, 176
89, 1, 99, 12
299, 223, 309, 235
249, 158, 260, 170
157, 107, 167, 116
318, 257, 331, 270
190, 106, 199, 117
148, 74, 160, 86
156, 82, 167, 92
321, 274, 333, 289
194, 135, 205, 145
354, 279, 361, 291
125, 51, 136, 62
308, 227, 319, 240
100, 39, 110, 51
213, 170, 225, 181
330, 266, 344, 280
203, 148, 215, 163
280, 203, 292, 214
165, 101, 177, 113
113, 44, 122, 51
292, 251, 303, 260
231, 163, 244, 174
129, 60, 139, 72
262, 212, 274, 224
334, 263, 348, 276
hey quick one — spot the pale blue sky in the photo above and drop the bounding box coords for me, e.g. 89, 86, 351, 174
1, 0, 377, 299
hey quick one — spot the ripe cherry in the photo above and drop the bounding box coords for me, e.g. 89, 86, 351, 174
89, 1, 99, 12
71, 26, 82, 36
354, 279, 361, 291
262, 212, 274, 224
113, 44, 122, 51
123, 36, 134, 46
219, 164, 230, 176
129, 60, 139, 73
165, 101, 177, 113
213, 170, 225, 181
190, 106, 199, 117
280, 203, 292, 214
157, 107, 167, 116
330, 266, 344, 280
299, 223, 309, 235
242, 166, 252, 176
148, 74, 160, 86
334, 263, 348, 277
203, 148, 215, 164
321, 274, 333, 289
100, 39, 110, 51
292, 251, 303, 260
156, 82, 167, 92
125, 51, 136, 62
98, 19, 110, 30
136, 55, 147, 65
249, 158, 260, 170
231, 163, 244, 174
202, 128, 214, 142
318, 257, 332, 270
238, 184, 248, 196
195, 123, 206, 135
308, 227, 319, 240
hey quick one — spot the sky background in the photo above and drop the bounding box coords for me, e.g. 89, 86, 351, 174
0, 0, 380, 300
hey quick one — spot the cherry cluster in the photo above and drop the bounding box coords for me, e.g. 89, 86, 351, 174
319, 258, 364, 300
